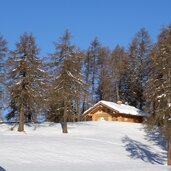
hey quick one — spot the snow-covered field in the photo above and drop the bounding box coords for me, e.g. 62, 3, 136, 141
0, 121, 170, 171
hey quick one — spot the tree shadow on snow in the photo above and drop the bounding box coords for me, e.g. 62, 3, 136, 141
0, 166, 6, 171
32, 122, 58, 130
122, 136, 167, 165
143, 128, 166, 151
68, 121, 96, 127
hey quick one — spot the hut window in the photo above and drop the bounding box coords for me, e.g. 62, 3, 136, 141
100, 117, 105, 121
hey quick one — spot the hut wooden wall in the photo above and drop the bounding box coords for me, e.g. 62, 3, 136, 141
92, 111, 112, 121
111, 114, 143, 123
84, 105, 143, 123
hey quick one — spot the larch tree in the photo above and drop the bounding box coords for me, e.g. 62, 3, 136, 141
126, 40, 139, 106
110, 45, 128, 102
84, 38, 101, 106
97, 47, 113, 101
145, 25, 171, 165
127, 28, 152, 109
7, 33, 46, 131
0, 34, 8, 118
49, 30, 85, 133
82, 50, 91, 112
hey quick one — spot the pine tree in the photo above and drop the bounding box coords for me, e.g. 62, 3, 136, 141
48, 30, 85, 133
7, 33, 46, 131
145, 25, 171, 165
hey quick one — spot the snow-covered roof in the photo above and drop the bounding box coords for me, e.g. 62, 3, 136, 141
83, 100, 147, 116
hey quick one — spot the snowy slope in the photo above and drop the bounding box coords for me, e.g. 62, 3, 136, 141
0, 121, 170, 171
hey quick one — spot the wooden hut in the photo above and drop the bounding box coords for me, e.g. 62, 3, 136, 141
83, 100, 146, 123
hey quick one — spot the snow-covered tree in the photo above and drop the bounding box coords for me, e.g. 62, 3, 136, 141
0, 34, 8, 115
145, 25, 171, 165
7, 33, 46, 131
48, 30, 86, 133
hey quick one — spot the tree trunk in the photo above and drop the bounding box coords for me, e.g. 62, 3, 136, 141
77, 97, 81, 122
18, 104, 25, 132
168, 68, 171, 165
139, 93, 143, 110
168, 137, 171, 165
116, 82, 120, 102
84, 57, 90, 112
85, 93, 89, 111
91, 79, 95, 105
91, 56, 96, 105
62, 100, 68, 133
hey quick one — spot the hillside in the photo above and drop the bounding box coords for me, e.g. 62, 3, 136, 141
0, 121, 170, 171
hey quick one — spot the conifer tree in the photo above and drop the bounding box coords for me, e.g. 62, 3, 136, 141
127, 28, 152, 109
49, 30, 85, 133
82, 50, 92, 112
145, 25, 171, 165
97, 47, 113, 101
84, 38, 101, 106
0, 34, 8, 118
7, 33, 46, 131
110, 45, 128, 102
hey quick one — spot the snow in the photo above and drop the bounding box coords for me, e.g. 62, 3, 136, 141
15, 80, 22, 85
37, 68, 46, 73
84, 100, 147, 116
14, 59, 24, 62
12, 68, 17, 72
66, 71, 84, 85
0, 121, 169, 171
157, 94, 166, 99
40, 81, 46, 85
67, 71, 74, 77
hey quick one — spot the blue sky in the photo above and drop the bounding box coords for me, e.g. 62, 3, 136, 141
0, 0, 171, 55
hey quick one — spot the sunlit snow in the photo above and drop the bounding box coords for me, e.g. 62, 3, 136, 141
0, 121, 169, 171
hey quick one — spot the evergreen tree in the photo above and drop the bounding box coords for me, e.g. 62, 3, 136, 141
7, 33, 46, 131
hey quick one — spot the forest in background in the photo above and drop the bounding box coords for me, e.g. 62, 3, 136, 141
0, 24, 170, 136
